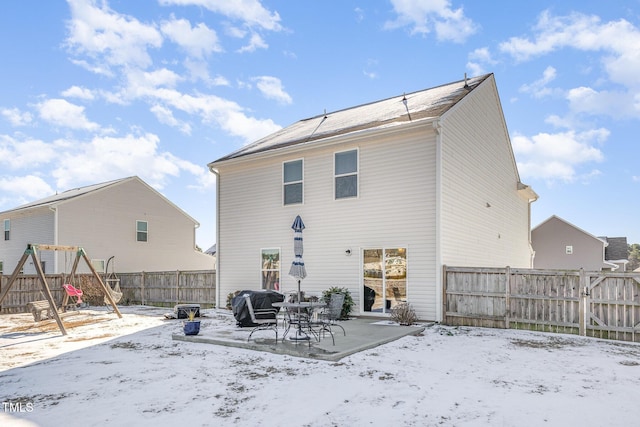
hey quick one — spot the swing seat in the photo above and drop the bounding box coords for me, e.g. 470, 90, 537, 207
63, 283, 84, 304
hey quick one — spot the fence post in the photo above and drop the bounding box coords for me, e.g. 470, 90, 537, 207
505, 266, 511, 329
441, 265, 447, 324
579, 268, 585, 336
141, 271, 145, 305
176, 270, 180, 304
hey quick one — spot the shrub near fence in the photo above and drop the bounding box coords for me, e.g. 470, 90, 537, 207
443, 266, 640, 343
0, 270, 216, 314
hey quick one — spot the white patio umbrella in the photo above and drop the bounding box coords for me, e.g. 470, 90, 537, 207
288, 215, 307, 302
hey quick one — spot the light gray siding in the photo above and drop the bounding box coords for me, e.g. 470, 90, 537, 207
217, 125, 438, 319
439, 77, 532, 269
56, 178, 213, 273
0, 208, 55, 275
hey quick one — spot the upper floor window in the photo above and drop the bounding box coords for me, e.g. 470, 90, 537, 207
283, 159, 303, 205
566, 245, 573, 255
4, 219, 9, 241
335, 149, 358, 199
0, 260, 3, 274
136, 220, 148, 242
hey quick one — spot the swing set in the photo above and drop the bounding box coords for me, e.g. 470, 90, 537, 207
0, 244, 122, 335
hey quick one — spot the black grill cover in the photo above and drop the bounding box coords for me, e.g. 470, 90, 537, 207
232, 290, 284, 327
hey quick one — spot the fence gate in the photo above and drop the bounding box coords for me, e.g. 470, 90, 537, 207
584, 273, 640, 342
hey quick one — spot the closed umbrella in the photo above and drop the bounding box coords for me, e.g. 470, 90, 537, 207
288, 215, 307, 302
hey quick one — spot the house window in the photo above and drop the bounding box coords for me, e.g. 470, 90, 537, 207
136, 220, 148, 242
566, 245, 573, 255
335, 149, 358, 199
4, 219, 9, 241
283, 159, 303, 205
92, 259, 105, 273
261, 248, 280, 290
0, 260, 3, 274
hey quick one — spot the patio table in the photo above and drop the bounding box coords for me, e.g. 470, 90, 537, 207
272, 301, 326, 341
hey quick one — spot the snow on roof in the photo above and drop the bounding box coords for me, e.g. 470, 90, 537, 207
210, 73, 492, 164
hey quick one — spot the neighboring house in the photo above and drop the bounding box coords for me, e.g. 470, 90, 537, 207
208, 73, 537, 321
0, 176, 214, 275
602, 236, 629, 272
531, 215, 620, 271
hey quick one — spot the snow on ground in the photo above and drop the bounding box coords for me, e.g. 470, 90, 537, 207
1, 306, 640, 426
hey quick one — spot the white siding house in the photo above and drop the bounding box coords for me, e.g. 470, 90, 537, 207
0, 176, 214, 275
208, 74, 537, 321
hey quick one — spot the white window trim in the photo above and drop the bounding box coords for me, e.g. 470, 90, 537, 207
334, 148, 359, 200
565, 245, 573, 255
136, 220, 148, 242
4, 219, 10, 241
283, 158, 304, 206
260, 247, 281, 290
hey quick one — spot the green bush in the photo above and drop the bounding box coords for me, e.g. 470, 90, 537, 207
322, 286, 354, 319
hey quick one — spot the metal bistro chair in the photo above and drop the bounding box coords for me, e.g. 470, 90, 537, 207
243, 294, 279, 343
321, 292, 346, 337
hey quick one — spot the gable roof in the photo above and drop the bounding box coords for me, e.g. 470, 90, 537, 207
0, 176, 200, 226
210, 73, 492, 165
602, 237, 629, 262
0, 177, 132, 214
532, 215, 607, 245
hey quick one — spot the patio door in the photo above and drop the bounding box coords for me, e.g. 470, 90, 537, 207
362, 248, 407, 314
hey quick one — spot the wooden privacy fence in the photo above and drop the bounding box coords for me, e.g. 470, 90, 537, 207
117, 270, 215, 308
0, 270, 216, 313
443, 266, 640, 343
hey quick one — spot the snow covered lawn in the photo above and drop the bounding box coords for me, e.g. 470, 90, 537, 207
1, 306, 639, 426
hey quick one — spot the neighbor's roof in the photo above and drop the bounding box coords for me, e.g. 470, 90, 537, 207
0, 177, 134, 214
210, 73, 492, 164
0, 177, 200, 227
603, 237, 629, 262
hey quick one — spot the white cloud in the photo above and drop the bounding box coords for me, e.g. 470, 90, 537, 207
158, 0, 283, 32
37, 99, 100, 131
512, 129, 608, 183
0, 175, 54, 200
466, 47, 496, 77
0, 135, 59, 169
65, 0, 163, 71
566, 86, 639, 119
150, 104, 192, 134
1, 108, 32, 126
61, 85, 95, 100
500, 11, 640, 88
237, 33, 268, 53
50, 133, 188, 190
161, 17, 221, 58
385, 0, 477, 43
519, 66, 557, 98
252, 76, 292, 105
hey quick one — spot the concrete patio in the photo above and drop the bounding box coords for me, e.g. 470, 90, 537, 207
172, 315, 428, 361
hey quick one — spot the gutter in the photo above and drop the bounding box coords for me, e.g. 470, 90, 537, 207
208, 165, 221, 310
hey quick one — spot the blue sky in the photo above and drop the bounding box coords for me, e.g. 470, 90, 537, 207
1, 0, 639, 248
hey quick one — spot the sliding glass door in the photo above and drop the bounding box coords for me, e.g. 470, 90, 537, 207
362, 248, 407, 314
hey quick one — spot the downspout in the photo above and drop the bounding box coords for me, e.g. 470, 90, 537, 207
49, 206, 58, 273
433, 119, 443, 322
208, 166, 221, 309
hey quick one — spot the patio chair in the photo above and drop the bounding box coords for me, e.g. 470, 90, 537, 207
321, 292, 346, 336
243, 294, 279, 343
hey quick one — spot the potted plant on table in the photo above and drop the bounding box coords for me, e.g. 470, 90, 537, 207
183, 309, 201, 336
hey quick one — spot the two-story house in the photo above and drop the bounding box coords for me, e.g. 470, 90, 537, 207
532, 215, 627, 271
0, 176, 214, 276
208, 73, 537, 321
